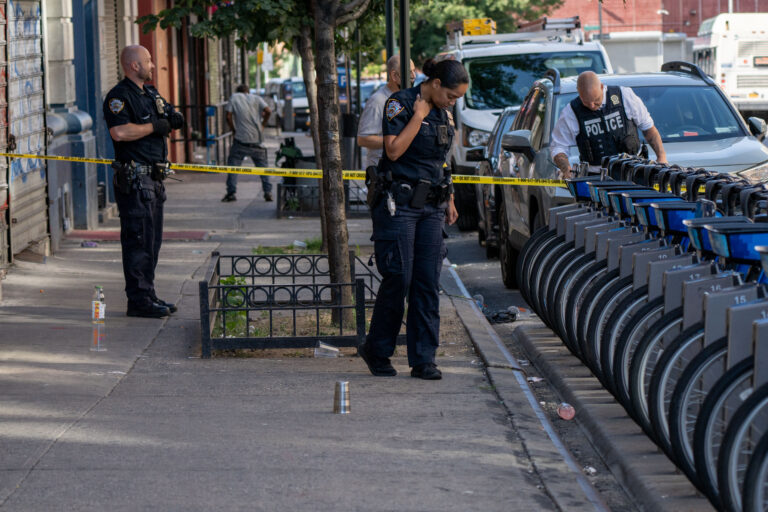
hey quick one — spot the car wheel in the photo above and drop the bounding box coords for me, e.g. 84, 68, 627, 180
498, 197, 518, 288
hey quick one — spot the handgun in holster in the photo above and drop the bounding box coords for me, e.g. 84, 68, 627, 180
152, 162, 172, 181
112, 161, 133, 194
366, 165, 391, 209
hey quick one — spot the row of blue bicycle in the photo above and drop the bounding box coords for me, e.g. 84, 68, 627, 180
516, 154, 768, 512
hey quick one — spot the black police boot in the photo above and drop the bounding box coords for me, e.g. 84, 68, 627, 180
151, 295, 177, 313
221, 193, 236, 202
264, 192, 273, 202
127, 300, 170, 319
357, 343, 397, 377
411, 363, 442, 380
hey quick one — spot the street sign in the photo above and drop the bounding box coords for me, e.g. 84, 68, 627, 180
584, 25, 600, 30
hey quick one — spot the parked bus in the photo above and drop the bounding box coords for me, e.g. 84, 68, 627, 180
693, 13, 768, 115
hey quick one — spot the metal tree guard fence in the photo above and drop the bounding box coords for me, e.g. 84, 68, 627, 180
198, 252, 402, 358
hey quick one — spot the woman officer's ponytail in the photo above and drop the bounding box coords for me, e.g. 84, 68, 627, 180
421, 58, 469, 89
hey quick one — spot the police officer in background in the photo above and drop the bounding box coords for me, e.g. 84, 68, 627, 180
103, 45, 184, 318
551, 70, 667, 178
357, 59, 468, 380
356, 54, 415, 169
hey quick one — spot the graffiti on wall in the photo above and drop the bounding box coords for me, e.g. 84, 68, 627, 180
8, 0, 44, 183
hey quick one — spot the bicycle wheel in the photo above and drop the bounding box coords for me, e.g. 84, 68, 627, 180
544, 248, 585, 339
552, 252, 597, 354
648, 323, 705, 458
536, 242, 576, 328
611, 298, 666, 411
576, 269, 621, 368
694, 358, 754, 503
517, 226, 554, 305
599, 286, 651, 394
669, 338, 728, 488
743, 430, 768, 512
628, 309, 685, 438
564, 259, 607, 360
527, 233, 567, 316
582, 276, 634, 380
718, 383, 768, 512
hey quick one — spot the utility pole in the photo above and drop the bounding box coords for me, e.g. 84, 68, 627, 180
399, 0, 410, 89
385, 0, 395, 61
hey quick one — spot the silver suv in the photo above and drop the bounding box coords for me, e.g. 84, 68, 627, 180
474, 62, 768, 287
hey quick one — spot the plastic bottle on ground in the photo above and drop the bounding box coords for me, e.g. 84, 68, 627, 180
91, 286, 107, 352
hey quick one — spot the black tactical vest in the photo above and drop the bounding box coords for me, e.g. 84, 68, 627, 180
571, 86, 640, 166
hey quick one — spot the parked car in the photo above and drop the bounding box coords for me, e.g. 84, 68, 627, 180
473, 61, 768, 287
436, 16, 613, 232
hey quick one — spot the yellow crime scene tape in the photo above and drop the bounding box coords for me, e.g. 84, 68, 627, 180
0, 152, 567, 188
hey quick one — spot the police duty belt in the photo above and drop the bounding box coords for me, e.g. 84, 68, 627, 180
0, 152, 568, 188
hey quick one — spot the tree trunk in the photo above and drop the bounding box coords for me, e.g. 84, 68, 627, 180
313, 0, 354, 325
296, 23, 328, 250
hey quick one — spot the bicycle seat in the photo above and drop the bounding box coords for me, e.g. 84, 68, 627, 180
704, 222, 768, 263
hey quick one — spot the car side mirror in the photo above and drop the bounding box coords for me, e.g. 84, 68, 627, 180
748, 117, 767, 140
465, 146, 485, 162
501, 129, 536, 162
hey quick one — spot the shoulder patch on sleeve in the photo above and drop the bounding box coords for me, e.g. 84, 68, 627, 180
109, 98, 125, 114
385, 98, 405, 121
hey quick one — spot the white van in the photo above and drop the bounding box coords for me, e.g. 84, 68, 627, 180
437, 17, 613, 230
265, 78, 310, 131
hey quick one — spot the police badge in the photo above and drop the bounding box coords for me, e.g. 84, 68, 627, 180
155, 97, 166, 114
109, 98, 125, 114
611, 94, 620, 106
386, 99, 404, 121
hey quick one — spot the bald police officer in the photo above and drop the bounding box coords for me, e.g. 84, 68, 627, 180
356, 55, 415, 169
551, 71, 667, 178
104, 45, 183, 318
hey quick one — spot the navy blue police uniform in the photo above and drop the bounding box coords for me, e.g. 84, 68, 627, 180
362, 85, 454, 377
103, 77, 183, 317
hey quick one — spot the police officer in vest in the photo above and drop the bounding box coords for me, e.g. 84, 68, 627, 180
357, 59, 468, 380
551, 71, 667, 179
103, 45, 184, 318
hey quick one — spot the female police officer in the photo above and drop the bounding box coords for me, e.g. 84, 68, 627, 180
357, 59, 469, 380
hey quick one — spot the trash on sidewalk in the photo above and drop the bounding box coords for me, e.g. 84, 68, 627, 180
333, 380, 350, 414
81, 241, 99, 248
527, 376, 544, 383
314, 341, 340, 358
583, 465, 597, 476
517, 359, 530, 366
472, 294, 485, 310
557, 402, 576, 420
292, 240, 307, 248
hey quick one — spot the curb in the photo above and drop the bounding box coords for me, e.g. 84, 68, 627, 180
512, 324, 716, 512
441, 265, 612, 512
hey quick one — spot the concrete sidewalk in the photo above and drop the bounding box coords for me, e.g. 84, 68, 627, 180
1, 136, 604, 510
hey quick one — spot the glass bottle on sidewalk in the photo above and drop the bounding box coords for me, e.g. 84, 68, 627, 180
91, 286, 107, 352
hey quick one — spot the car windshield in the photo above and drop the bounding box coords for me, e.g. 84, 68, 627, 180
464, 52, 606, 109
290, 81, 306, 98
553, 85, 745, 142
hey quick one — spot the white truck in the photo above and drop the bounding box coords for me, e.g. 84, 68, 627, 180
436, 16, 613, 231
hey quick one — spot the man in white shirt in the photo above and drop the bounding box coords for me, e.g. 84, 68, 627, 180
222, 84, 272, 202
551, 71, 667, 179
357, 54, 415, 169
